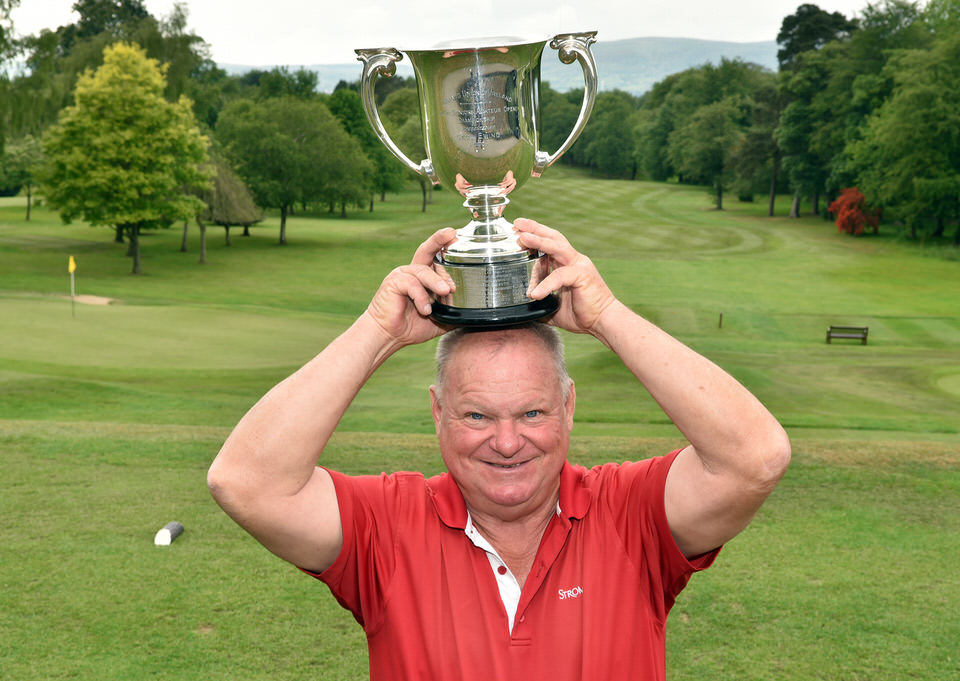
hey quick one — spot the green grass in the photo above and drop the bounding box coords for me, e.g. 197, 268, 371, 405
1, 175, 958, 680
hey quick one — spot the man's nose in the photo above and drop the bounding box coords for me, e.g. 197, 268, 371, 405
491, 419, 522, 457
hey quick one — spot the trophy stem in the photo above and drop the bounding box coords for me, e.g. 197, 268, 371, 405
462, 191, 510, 236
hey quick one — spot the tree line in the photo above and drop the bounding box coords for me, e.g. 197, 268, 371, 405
1, 0, 958, 277
548, 0, 960, 245
0, 1, 419, 272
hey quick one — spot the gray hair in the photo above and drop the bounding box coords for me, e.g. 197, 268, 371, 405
434, 323, 572, 401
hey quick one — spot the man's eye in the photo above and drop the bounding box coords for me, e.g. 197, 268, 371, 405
525, 410, 541, 418
468, 412, 484, 420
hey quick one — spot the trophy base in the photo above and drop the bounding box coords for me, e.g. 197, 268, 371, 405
430, 295, 559, 327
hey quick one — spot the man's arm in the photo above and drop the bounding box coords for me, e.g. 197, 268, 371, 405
516, 220, 791, 559
207, 229, 457, 573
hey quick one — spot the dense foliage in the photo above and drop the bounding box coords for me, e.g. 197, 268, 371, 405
40, 42, 210, 274
2, 0, 959, 256
829, 187, 879, 235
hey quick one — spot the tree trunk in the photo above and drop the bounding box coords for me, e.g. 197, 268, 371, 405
715, 181, 723, 210
812, 189, 820, 216
128, 224, 142, 275
767, 160, 778, 217
127, 225, 137, 256
115, 224, 125, 243
380, 190, 386, 202
933, 216, 945, 238
370, 194, 374, 212
25, 184, 32, 221
197, 217, 207, 264
180, 221, 189, 252
789, 191, 801, 218
340, 200, 347, 218
243, 225, 251, 237
420, 180, 427, 213
953, 222, 960, 245
279, 205, 288, 245
224, 225, 231, 246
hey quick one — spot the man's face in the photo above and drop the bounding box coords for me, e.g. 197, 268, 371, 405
430, 330, 575, 522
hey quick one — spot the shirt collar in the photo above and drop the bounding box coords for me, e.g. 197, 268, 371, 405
426, 460, 593, 530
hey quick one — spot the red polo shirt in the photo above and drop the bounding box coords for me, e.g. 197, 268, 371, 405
304, 451, 718, 680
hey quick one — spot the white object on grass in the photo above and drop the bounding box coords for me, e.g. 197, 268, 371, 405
154, 521, 185, 546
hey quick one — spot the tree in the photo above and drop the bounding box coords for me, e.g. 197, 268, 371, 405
4, 1, 215, 141
777, 74, 830, 218
327, 88, 403, 208
636, 59, 772, 186
828, 188, 879, 236
72, 0, 149, 39
668, 99, 744, 209
379, 86, 420, 138
729, 78, 782, 213
777, 3, 857, 70
216, 97, 365, 242
539, 82, 580, 167
394, 117, 431, 212
41, 42, 209, 274
316, 128, 374, 217
0, 134, 43, 219
334, 74, 416, 106
0, 0, 19, 63
379, 87, 432, 211
850, 29, 960, 242
579, 90, 640, 178
194, 150, 263, 262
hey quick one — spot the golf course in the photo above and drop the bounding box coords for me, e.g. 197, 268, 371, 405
1, 170, 958, 679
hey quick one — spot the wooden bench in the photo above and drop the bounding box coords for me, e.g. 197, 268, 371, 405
826, 325, 868, 345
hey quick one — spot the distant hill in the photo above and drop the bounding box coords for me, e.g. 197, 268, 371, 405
551, 36, 778, 94
220, 36, 778, 97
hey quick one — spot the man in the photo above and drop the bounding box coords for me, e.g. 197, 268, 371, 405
208, 220, 791, 680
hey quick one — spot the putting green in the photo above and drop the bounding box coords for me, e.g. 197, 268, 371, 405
0, 295, 343, 370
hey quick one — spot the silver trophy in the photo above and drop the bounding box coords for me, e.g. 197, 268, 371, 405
357, 33, 598, 326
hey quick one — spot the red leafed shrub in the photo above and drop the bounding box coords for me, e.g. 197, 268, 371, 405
829, 188, 880, 236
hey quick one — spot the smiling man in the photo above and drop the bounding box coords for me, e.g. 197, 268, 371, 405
208, 220, 791, 680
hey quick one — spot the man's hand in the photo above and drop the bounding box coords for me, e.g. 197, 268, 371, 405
515, 219, 617, 336
365, 227, 458, 347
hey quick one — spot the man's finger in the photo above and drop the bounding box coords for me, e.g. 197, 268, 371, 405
527, 264, 577, 301
411, 228, 458, 266
386, 265, 453, 315
514, 219, 577, 265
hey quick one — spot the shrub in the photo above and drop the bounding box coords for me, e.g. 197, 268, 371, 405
829, 187, 880, 236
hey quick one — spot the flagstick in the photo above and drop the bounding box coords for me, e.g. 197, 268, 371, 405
70, 269, 76, 319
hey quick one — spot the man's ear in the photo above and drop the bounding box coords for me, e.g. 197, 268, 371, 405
564, 382, 576, 431
429, 385, 442, 434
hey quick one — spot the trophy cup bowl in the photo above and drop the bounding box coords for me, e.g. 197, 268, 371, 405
357, 32, 598, 326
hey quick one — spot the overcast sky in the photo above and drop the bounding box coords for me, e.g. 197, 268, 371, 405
12, 0, 875, 66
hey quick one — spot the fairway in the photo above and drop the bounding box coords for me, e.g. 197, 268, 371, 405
1, 175, 958, 680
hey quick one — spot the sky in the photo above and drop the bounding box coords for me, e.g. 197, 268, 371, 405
11, 0, 875, 66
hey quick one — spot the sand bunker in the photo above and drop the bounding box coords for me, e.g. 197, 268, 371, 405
67, 294, 115, 305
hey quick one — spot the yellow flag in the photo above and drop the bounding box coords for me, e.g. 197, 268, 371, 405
68, 256, 77, 273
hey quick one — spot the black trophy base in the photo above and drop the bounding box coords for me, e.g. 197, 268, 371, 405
430, 295, 559, 327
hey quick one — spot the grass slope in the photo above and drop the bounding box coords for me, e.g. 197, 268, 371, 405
1, 175, 958, 680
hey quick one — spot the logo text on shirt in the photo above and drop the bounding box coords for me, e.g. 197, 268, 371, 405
558, 585, 583, 600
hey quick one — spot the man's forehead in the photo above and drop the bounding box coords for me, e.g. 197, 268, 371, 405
445, 331, 559, 387
452, 328, 547, 358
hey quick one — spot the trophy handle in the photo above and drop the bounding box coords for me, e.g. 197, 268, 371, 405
532, 32, 599, 177
355, 48, 440, 184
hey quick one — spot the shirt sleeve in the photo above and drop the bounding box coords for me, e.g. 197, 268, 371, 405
299, 469, 407, 632
599, 451, 720, 612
